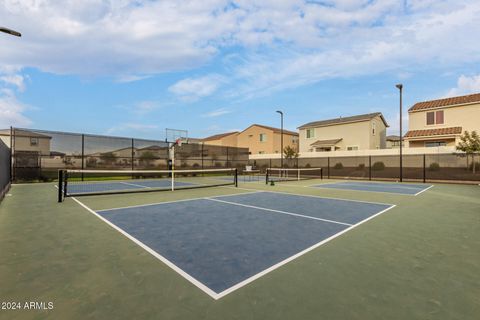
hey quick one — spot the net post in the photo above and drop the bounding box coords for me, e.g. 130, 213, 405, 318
63, 170, 68, 199
265, 168, 269, 184
58, 170, 63, 202
321, 167, 323, 180
423, 154, 426, 183
234, 168, 238, 187
297, 168, 300, 181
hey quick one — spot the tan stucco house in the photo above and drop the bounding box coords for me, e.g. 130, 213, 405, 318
199, 132, 239, 147
298, 112, 389, 152
386, 135, 402, 149
404, 93, 480, 147
237, 124, 298, 155
0, 129, 52, 155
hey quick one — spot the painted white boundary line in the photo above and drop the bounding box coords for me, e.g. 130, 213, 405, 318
71, 193, 396, 300
311, 184, 424, 196
206, 198, 352, 227
96, 190, 263, 212
119, 181, 151, 189
71, 197, 221, 300
235, 187, 394, 206
414, 184, 435, 196
214, 203, 397, 299
335, 181, 432, 191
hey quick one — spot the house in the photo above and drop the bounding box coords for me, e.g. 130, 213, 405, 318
298, 112, 389, 152
236, 124, 299, 155
199, 132, 239, 147
0, 128, 52, 155
386, 135, 402, 149
404, 93, 480, 147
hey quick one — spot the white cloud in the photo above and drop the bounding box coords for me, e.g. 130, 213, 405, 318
0, 89, 32, 128
201, 107, 231, 118
0, 74, 26, 92
169, 74, 226, 102
446, 74, 480, 97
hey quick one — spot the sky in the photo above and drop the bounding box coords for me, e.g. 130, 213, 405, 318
1, 0, 480, 140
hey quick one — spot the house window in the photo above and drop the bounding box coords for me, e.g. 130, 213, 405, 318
30, 137, 38, 146
306, 129, 315, 138
259, 133, 267, 142
258, 151, 265, 154
427, 110, 444, 125
248, 134, 253, 138
347, 146, 359, 151
372, 122, 376, 136
425, 141, 447, 147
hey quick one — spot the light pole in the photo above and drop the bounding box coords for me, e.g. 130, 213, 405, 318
396, 84, 403, 182
0, 27, 21, 37
276, 110, 284, 168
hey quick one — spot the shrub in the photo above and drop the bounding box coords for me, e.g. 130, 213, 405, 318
333, 162, 343, 169
372, 161, 385, 171
358, 163, 365, 169
429, 162, 440, 171
305, 163, 311, 168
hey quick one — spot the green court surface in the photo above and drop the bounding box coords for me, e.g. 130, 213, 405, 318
0, 179, 479, 320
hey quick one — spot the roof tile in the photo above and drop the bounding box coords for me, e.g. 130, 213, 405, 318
404, 127, 462, 138
409, 93, 480, 112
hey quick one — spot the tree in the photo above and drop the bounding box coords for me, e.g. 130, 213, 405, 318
284, 145, 299, 167
99, 152, 117, 166
456, 131, 480, 173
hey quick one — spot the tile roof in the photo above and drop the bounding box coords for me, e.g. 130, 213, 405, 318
404, 127, 462, 138
310, 138, 343, 147
409, 93, 480, 112
298, 112, 388, 129
386, 135, 400, 141
201, 131, 239, 141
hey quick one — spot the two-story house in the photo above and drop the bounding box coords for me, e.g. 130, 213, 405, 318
404, 93, 480, 147
236, 124, 298, 154
199, 132, 239, 147
298, 112, 388, 152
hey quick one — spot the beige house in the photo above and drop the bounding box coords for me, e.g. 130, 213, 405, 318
0, 129, 52, 155
386, 135, 402, 149
298, 112, 388, 153
237, 124, 298, 155
199, 132, 239, 147
405, 93, 480, 147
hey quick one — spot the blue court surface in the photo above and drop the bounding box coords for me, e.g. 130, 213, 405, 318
312, 181, 433, 195
93, 191, 394, 299
66, 179, 196, 195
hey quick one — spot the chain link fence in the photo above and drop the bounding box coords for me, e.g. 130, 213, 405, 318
249, 153, 480, 183
9, 128, 249, 182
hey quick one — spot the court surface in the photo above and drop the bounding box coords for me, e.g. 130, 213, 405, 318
82, 191, 394, 299
312, 181, 433, 195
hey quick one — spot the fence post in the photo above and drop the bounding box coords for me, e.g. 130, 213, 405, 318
9, 126, 13, 182
369, 155, 372, 181
423, 154, 426, 183
58, 170, 63, 202
81, 134, 85, 181
269, 158, 272, 168
201, 143, 204, 170
327, 157, 330, 179
131, 139, 135, 171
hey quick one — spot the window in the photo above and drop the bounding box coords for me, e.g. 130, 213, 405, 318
425, 141, 447, 147
306, 128, 315, 138
259, 133, 267, 142
427, 110, 444, 125
372, 122, 376, 136
436, 110, 444, 124
30, 137, 38, 146
347, 146, 359, 151
258, 151, 265, 154
248, 134, 253, 138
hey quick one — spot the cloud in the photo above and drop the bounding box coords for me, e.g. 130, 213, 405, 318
201, 107, 232, 118
0, 74, 26, 91
446, 74, 480, 97
0, 89, 32, 128
169, 74, 226, 102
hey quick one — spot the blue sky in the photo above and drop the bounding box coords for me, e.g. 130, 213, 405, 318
1, 0, 480, 140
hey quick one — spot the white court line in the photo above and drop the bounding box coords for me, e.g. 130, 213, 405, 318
71, 197, 220, 300
414, 184, 435, 196
311, 184, 421, 196
96, 190, 263, 212
335, 181, 431, 191
71, 194, 396, 300
228, 186, 394, 206
119, 181, 151, 189
206, 198, 353, 227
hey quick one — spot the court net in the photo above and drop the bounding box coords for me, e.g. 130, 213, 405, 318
58, 168, 237, 202
266, 168, 323, 184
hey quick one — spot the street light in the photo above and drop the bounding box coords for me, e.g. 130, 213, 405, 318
396, 83, 403, 182
0, 27, 21, 37
276, 110, 284, 168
